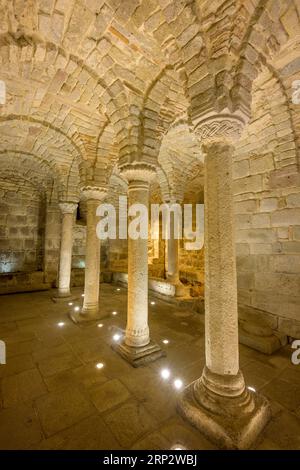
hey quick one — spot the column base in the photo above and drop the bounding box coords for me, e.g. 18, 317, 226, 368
69, 308, 106, 324
172, 281, 190, 297
51, 292, 75, 303
178, 378, 271, 449
239, 320, 287, 355
112, 339, 166, 368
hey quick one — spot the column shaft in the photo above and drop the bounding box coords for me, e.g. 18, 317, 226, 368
55, 203, 77, 299
58, 212, 74, 295
167, 211, 180, 283
204, 141, 239, 377
178, 125, 271, 449
126, 180, 149, 347
82, 199, 100, 315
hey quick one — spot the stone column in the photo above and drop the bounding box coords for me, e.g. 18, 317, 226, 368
166, 206, 180, 283
52, 202, 77, 301
112, 163, 165, 366
44, 199, 61, 286
178, 116, 271, 449
165, 201, 188, 297
70, 187, 107, 323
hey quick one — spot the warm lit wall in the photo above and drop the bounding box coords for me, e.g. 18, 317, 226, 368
234, 71, 300, 338
0, 177, 45, 274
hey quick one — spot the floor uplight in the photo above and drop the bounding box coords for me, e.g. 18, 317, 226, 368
96, 362, 104, 369
174, 378, 183, 390
160, 368, 171, 380
57, 322, 65, 327
171, 444, 185, 450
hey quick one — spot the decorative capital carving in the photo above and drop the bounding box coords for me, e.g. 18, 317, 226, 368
58, 202, 78, 214
81, 186, 107, 201
118, 162, 156, 184
195, 112, 246, 145
164, 196, 183, 205
201, 139, 235, 157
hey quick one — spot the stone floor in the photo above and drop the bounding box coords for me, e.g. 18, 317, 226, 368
0, 284, 300, 450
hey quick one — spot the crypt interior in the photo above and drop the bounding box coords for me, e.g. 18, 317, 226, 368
0, 0, 300, 451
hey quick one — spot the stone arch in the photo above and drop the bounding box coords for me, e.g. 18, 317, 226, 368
0, 116, 81, 198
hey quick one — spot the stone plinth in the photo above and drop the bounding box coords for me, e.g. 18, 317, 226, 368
178, 373, 271, 449
239, 320, 287, 355
112, 340, 165, 368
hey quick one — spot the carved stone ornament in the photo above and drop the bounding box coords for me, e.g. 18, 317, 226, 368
81, 186, 107, 201
58, 202, 78, 214
118, 162, 157, 184
195, 112, 246, 144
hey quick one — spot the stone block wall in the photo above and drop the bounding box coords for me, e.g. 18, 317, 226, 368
148, 215, 166, 279
109, 238, 128, 272
0, 178, 45, 274
234, 70, 300, 338
179, 197, 204, 291
72, 223, 86, 269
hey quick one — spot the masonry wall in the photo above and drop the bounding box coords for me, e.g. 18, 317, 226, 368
234, 71, 300, 338
108, 190, 205, 288
72, 223, 86, 269
180, 195, 204, 294
0, 178, 45, 274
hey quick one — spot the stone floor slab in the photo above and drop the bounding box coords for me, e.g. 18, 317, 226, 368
89, 378, 131, 413
35, 387, 95, 437
103, 400, 157, 448
0, 286, 299, 450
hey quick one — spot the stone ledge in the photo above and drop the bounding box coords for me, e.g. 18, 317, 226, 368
112, 340, 166, 367
239, 320, 287, 355
111, 271, 191, 298
0, 271, 51, 295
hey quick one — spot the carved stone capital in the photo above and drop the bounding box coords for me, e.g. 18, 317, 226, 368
195, 112, 246, 145
81, 186, 107, 201
201, 139, 235, 157
164, 197, 183, 205
58, 202, 78, 214
118, 162, 156, 184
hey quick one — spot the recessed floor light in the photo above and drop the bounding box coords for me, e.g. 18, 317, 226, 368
160, 368, 171, 380
116, 288, 120, 291
112, 311, 117, 316
68, 302, 73, 306
150, 301, 155, 305
96, 362, 104, 369
74, 306, 80, 312
171, 444, 185, 450
174, 378, 183, 390
162, 339, 169, 345
81, 294, 85, 297
97, 323, 103, 328
57, 322, 65, 327
248, 386, 256, 392
113, 333, 121, 342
